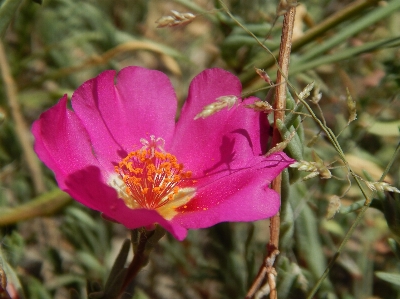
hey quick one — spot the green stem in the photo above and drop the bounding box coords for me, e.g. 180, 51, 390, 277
306, 133, 400, 298
117, 229, 154, 298
0, 189, 71, 226
306, 204, 370, 299
239, 0, 381, 85
117, 227, 165, 298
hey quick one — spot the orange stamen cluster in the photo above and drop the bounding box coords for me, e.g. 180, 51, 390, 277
115, 148, 192, 210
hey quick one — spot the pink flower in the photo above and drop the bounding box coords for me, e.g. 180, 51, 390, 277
32, 67, 294, 240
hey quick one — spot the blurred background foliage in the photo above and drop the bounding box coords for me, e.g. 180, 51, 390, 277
0, 0, 399, 298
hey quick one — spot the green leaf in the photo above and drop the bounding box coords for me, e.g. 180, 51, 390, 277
382, 192, 400, 240
280, 169, 295, 251
388, 238, 400, 259
76, 251, 105, 276
298, 0, 400, 62
45, 274, 85, 290
103, 239, 130, 292
375, 271, 400, 287
0, 244, 25, 299
87, 281, 102, 296
276, 119, 304, 161
367, 120, 400, 137
288, 36, 400, 78
132, 288, 150, 299
294, 202, 331, 291
277, 257, 300, 298
100, 268, 128, 299
0, 0, 24, 37
25, 277, 52, 299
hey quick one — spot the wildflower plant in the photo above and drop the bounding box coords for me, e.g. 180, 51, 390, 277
30, 66, 293, 296
0, 0, 400, 298
32, 66, 293, 241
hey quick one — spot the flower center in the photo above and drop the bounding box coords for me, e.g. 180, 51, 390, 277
114, 136, 192, 210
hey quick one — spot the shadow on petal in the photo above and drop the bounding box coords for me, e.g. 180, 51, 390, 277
64, 165, 121, 213
204, 135, 236, 175
202, 128, 259, 179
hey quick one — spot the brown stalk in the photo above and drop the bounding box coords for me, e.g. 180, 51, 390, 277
0, 41, 46, 194
245, 4, 296, 299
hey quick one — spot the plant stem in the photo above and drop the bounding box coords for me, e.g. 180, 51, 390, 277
117, 229, 155, 299
306, 141, 400, 299
245, 4, 296, 299
0, 41, 46, 194
0, 189, 71, 226
269, 5, 296, 299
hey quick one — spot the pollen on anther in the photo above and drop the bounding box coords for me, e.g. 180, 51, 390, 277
114, 137, 193, 210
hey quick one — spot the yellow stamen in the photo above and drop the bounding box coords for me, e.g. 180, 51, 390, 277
115, 146, 192, 210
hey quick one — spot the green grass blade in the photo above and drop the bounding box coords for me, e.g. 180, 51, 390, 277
0, 0, 24, 37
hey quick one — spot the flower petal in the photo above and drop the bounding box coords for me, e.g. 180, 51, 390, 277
65, 165, 188, 239
170, 68, 269, 179
32, 95, 102, 190
172, 152, 293, 229
71, 66, 177, 170
32, 67, 295, 241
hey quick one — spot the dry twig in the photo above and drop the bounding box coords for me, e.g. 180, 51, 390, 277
0, 41, 46, 194
245, 2, 297, 299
